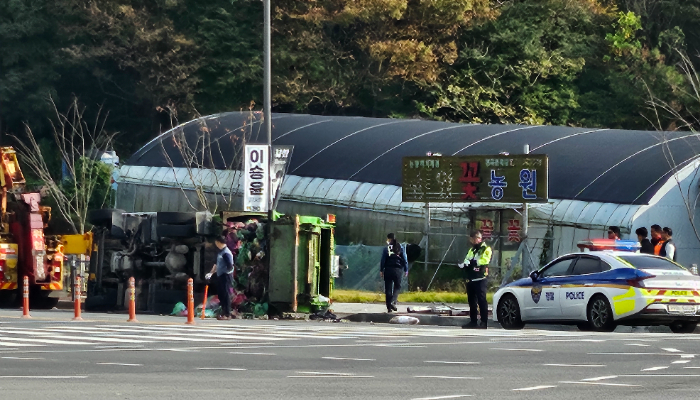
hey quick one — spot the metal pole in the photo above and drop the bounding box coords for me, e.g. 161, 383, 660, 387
424, 203, 430, 271
522, 144, 530, 276
264, 0, 272, 212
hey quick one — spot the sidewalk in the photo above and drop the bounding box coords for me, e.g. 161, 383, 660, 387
331, 302, 492, 327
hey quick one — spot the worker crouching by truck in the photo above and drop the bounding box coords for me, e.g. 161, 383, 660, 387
207, 236, 235, 320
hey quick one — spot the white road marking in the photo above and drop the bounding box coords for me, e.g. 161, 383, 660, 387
672, 360, 691, 364
0, 376, 87, 379
424, 361, 479, 365
582, 376, 618, 381
411, 395, 472, 400
662, 348, 682, 353
684, 367, 700, 369
322, 357, 375, 361
230, 352, 276, 356
641, 366, 669, 372
490, 348, 543, 352
1, 357, 44, 360
96, 363, 142, 366
512, 385, 557, 391
544, 364, 605, 368
414, 376, 482, 380
0, 341, 42, 347
681, 354, 695, 358
287, 375, 373, 378
197, 368, 246, 371
625, 343, 650, 347
295, 371, 354, 376
621, 374, 700, 377
560, 381, 640, 387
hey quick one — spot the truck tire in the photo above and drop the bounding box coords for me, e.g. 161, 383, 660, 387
88, 209, 124, 228
157, 212, 196, 225
157, 224, 196, 238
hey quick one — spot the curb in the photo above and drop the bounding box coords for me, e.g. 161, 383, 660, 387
339, 310, 494, 326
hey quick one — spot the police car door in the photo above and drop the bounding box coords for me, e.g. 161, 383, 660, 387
560, 255, 610, 320
521, 256, 575, 320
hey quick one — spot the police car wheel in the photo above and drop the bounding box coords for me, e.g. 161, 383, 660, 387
669, 321, 698, 334
587, 295, 616, 332
497, 294, 524, 330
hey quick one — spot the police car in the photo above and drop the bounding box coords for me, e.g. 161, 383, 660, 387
493, 239, 700, 333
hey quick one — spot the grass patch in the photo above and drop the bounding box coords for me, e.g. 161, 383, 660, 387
333, 289, 494, 305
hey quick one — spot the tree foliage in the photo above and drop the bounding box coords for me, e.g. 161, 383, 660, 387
2, 0, 700, 161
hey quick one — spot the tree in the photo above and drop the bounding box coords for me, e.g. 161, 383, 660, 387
12, 97, 116, 234
419, 0, 612, 125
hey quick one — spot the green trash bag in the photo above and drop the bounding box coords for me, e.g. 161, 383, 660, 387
171, 302, 187, 316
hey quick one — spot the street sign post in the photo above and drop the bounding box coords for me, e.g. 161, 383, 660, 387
402, 154, 548, 203
244, 145, 270, 212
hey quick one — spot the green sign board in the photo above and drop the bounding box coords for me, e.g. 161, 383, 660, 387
402, 155, 548, 203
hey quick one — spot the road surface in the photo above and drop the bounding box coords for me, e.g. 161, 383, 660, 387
0, 310, 698, 399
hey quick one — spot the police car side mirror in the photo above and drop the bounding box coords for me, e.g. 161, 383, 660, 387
530, 271, 539, 281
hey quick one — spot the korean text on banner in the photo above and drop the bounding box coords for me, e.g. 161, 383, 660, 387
244, 145, 269, 212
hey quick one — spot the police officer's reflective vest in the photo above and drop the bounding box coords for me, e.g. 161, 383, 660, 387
464, 243, 492, 281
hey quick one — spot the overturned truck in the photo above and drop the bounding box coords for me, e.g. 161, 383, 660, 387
85, 210, 337, 316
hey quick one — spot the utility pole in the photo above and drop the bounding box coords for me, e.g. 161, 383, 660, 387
522, 144, 530, 277
263, 0, 273, 214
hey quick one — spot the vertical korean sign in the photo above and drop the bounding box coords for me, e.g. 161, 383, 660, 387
244, 145, 269, 212
402, 155, 548, 203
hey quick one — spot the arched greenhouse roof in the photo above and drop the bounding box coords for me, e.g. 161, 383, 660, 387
128, 112, 700, 205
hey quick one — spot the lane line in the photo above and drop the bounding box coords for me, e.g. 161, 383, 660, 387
490, 348, 543, 352
662, 348, 682, 353
287, 376, 373, 378
295, 372, 354, 376
684, 367, 700, 369
625, 344, 650, 347
560, 381, 640, 387
425, 361, 479, 365
1, 357, 44, 360
96, 363, 142, 366
411, 396, 472, 400
322, 357, 375, 361
582, 376, 618, 381
681, 355, 695, 358
414, 376, 482, 380
641, 366, 669, 372
0, 376, 87, 379
672, 360, 691, 364
197, 368, 246, 371
544, 364, 606, 368
230, 352, 276, 356
621, 374, 700, 377
512, 385, 557, 391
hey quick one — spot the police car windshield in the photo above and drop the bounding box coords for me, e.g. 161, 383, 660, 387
617, 255, 684, 271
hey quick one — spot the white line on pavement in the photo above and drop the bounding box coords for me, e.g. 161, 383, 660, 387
96, 363, 142, 366
1, 357, 44, 360
544, 364, 606, 368
662, 348, 682, 353
560, 381, 640, 387
672, 360, 691, 364
641, 366, 669, 371
230, 352, 276, 356
490, 348, 543, 352
411, 395, 472, 400
197, 368, 246, 371
681, 355, 695, 358
287, 376, 373, 378
620, 374, 700, 377
414, 376, 482, 380
322, 357, 375, 361
424, 361, 479, 365
582, 376, 618, 381
625, 344, 650, 347
295, 372, 354, 376
0, 376, 87, 379
512, 385, 557, 391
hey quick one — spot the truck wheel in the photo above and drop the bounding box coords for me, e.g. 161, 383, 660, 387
88, 209, 124, 227
157, 212, 196, 225
670, 321, 698, 334
587, 295, 616, 332
31, 292, 59, 309
157, 224, 196, 238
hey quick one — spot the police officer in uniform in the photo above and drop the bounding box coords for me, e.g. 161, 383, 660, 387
380, 233, 408, 313
459, 230, 492, 329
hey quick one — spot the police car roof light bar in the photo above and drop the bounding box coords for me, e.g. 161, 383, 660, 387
577, 239, 641, 252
